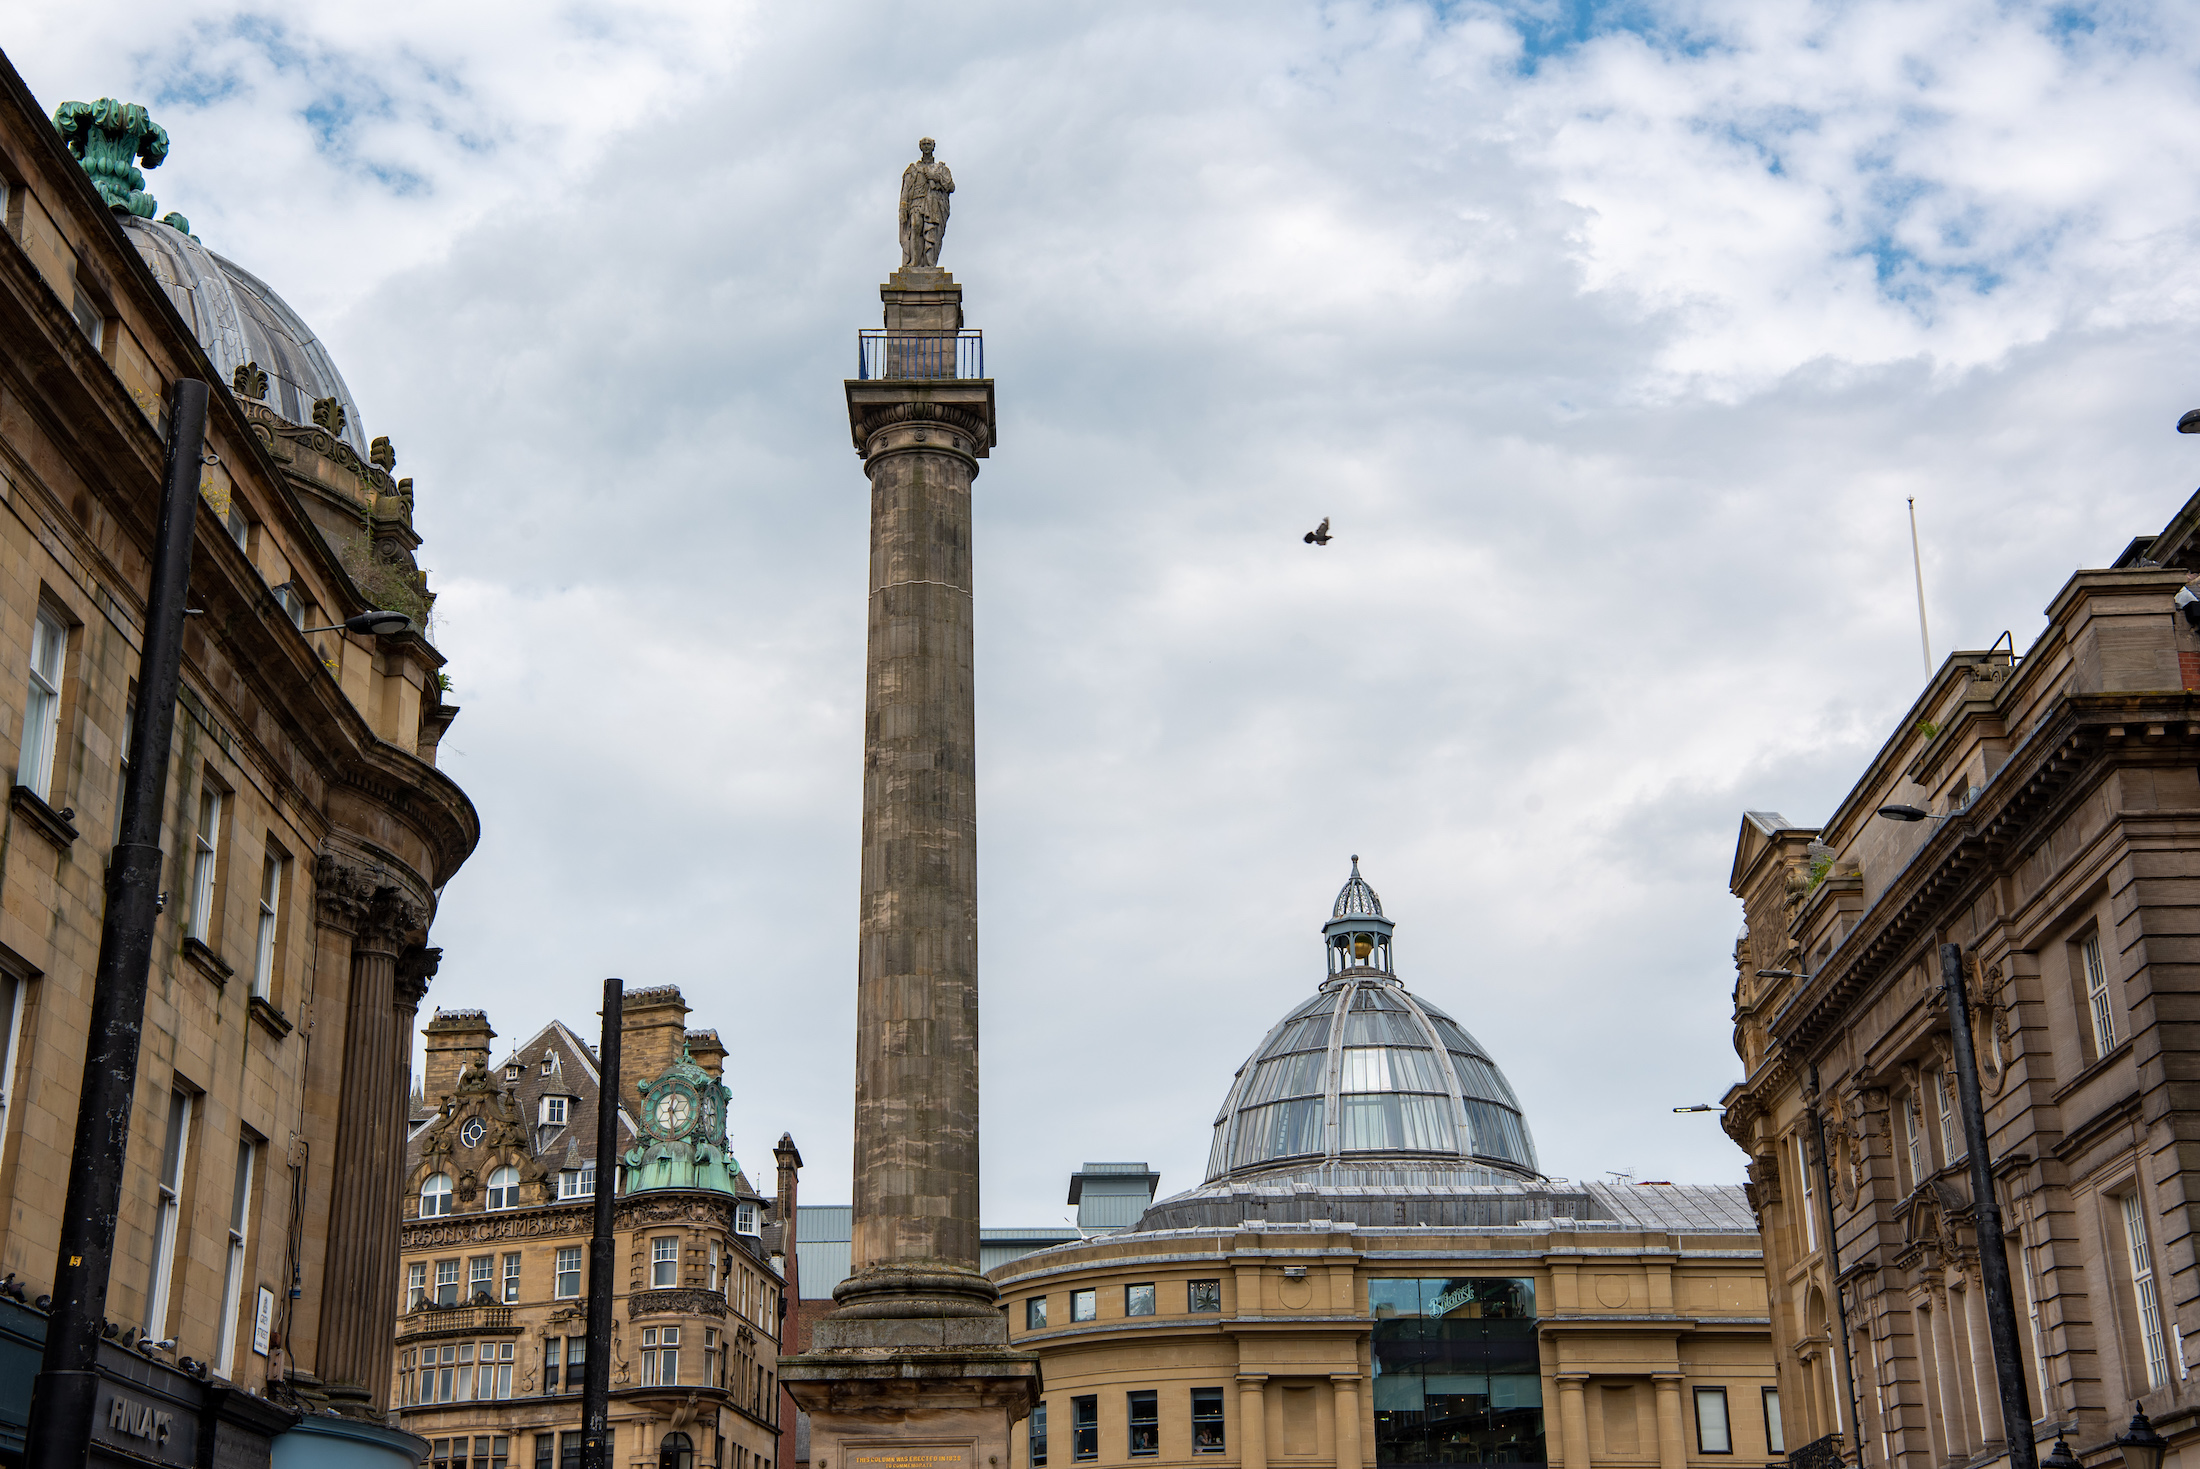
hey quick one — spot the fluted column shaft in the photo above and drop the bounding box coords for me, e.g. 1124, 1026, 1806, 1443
1237, 1376, 1268, 1469
1653, 1374, 1686, 1469
1929, 1279, 1970, 1459
313, 858, 427, 1409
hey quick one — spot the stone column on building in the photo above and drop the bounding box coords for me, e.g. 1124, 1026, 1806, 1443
1652, 1374, 1687, 1469
1926, 1274, 1970, 1460
1330, 1374, 1363, 1469
310, 855, 429, 1415
1956, 1262, 2005, 1448
1554, 1375, 1590, 1469
1236, 1376, 1268, 1469
779, 148, 1037, 1469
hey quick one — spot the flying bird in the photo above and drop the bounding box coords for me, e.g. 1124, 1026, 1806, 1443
1304, 517, 1332, 546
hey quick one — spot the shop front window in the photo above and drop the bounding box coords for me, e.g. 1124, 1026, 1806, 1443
1370, 1277, 1543, 1464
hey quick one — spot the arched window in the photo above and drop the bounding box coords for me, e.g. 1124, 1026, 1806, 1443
486, 1166, 520, 1210
660, 1432, 695, 1469
420, 1172, 453, 1218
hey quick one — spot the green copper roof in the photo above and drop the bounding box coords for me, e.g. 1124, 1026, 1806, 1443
622, 1048, 743, 1197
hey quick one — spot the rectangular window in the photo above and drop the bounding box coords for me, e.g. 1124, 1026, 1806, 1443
1125, 1283, 1155, 1317
481, 1340, 514, 1399
1693, 1387, 1731, 1454
1191, 1388, 1225, 1453
1370, 1277, 1542, 1466
144, 1087, 191, 1334
542, 1338, 560, 1393
112, 692, 133, 842
189, 781, 223, 941
407, 1261, 427, 1310
252, 848, 285, 998
1937, 1070, 1964, 1163
1762, 1388, 1783, 1454
1796, 1132, 1817, 1251
558, 1162, 595, 1198
566, 1335, 586, 1389
542, 1096, 568, 1126
640, 1325, 682, 1386
1188, 1279, 1222, 1313
2123, 1190, 2172, 1390
1903, 1093, 1924, 1189
654, 1236, 680, 1288
435, 1258, 461, 1307
1030, 1401, 1049, 1467
709, 1240, 721, 1293
705, 1327, 719, 1388
470, 1254, 494, 1301
555, 1246, 582, 1298
216, 1136, 256, 1377
561, 1432, 582, 1469
1026, 1297, 1048, 1330
18, 606, 65, 801
1071, 1289, 1096, 1322
1128, 1390, 1158, 1457
1072, 1396, 1098, 1461
737, 1202, 759, 1234
2083, 933, 2118, 1059
504, 1252, 522, 1304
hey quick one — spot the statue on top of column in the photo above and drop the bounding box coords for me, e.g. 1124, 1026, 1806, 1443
899, 137, 954, 268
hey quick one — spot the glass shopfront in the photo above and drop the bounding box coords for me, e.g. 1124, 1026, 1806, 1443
1370, 1278, 1543, 1465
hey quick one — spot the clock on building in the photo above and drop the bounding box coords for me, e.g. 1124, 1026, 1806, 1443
459, 1116, 486, 1149
652, 1087, 695, 1139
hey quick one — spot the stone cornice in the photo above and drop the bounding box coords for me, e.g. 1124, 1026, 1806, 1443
1769, 695, 2200, 1059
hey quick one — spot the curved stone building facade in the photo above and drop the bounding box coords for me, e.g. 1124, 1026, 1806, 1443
989, 865, 1776, 1469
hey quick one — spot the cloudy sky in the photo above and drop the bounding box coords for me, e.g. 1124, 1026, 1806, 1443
14, 0, 2200, 1225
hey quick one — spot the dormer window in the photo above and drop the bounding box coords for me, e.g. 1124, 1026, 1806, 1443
558, 1163, 596, 1199
505, 1065, 522, 1082
420, 1172, 453, 1218
735, 1203, 759, 1236
540, 1056, 556, 1076
486, 1166, 519, 1210
541, 1096, 568, 1127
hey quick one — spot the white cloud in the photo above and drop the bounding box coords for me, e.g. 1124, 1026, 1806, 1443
9, 0, 2199, 1220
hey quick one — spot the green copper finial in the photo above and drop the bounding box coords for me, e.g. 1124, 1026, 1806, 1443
53, 99, 169, 217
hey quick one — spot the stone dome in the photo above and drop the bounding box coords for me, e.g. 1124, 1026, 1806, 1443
121, 215, 372, 459
1201, 861, 1539, 1186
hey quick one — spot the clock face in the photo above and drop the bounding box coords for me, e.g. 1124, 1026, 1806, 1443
459, 1117, 486, 1149
653, 1090, 694, 1137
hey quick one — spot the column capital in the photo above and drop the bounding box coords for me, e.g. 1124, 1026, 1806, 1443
1329, 1374, 1361, 1386
314, 854, 424, 948
1236, 1374, 1270, 1385
1652, 1373, 1686, 1387
1554, 1374, 1591, 1387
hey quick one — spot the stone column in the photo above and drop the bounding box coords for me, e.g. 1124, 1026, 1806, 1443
1554, 1376, 1590, 1469
1330, 1375, 1362, 1469
779, 239, 1035, 1469
1652, 1374, 1687, 1469
1927, 1276, 1970, 1460
1959, 1265, 2004, 1447
1237, 1375, 1268, 1469
310, 856, 426, 1415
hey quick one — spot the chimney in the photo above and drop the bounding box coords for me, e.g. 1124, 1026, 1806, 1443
421, 1009, 495, 1107
686, 1029, 727, 1079
620, 986, 691, 1112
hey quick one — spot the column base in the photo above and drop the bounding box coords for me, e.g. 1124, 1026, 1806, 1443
832, 1263, 1002, 1320
783, 1338, 1041, 1469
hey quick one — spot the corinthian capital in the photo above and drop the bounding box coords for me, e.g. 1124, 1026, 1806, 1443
315, 854, 425, 948
396, 945, 443, 1007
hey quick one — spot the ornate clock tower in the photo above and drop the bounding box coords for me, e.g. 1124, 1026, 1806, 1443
626, 1050, 745, 1195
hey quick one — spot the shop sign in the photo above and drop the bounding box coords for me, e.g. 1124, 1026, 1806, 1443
92, 1385, 197, 1464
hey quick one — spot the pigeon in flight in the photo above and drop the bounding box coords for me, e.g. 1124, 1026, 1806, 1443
1304, 517, 1332, 546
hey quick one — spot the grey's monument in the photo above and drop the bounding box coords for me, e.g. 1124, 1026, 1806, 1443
780, 141, 1038, 1469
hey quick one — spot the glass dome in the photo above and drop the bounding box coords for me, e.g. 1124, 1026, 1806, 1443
1202, 862, 1539, 1184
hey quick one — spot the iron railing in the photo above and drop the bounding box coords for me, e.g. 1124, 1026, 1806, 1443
400, 1302, 515, 1339
857, 330, 984, 381
1787, 1433, 1844, 1469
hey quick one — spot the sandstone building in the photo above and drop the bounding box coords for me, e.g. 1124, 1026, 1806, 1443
0, 52, 474, 1465
990, 864, 1776, 1469
1723, 480, 2200, 1469
397, 988, 792, 1469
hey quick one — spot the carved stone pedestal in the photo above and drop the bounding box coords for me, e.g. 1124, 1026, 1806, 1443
783, 1317, 1039, 1469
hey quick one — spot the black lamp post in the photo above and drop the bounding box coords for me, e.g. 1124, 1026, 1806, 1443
2041, 1438, 2080, 1469
2114, 1405, 2169, 1469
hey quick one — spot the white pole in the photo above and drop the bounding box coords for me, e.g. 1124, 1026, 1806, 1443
1908, 497, 1933, 679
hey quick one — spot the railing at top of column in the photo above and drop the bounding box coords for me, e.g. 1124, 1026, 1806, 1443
856, 330, 985, 381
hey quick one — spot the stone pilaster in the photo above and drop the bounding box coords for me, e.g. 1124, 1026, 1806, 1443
311, 855, 428, 1415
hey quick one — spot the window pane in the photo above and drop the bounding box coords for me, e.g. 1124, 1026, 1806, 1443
1694, 1389, 1731, 1453
1125, 1284, 1155, 1317
1026, 1298, 1047, 1330
1371, 1278, 1542, 1467
1128, 1391, 1158, 1457
1071, 1290, 1095, 1322
1762, 1389, 1783, 1454
1188, 1280, 1221, 1313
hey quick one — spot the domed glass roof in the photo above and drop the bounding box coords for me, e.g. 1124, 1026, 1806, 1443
121, 216, 371, 458
1202, 862, 1539, 1185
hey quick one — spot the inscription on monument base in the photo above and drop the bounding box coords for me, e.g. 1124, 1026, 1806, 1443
842, 1439, 976, 1469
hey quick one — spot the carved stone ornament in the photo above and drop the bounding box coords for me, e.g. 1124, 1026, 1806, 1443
315, 854, 425, 947
311, 396, 348, 436
627, 1288, 729, 1320
232, 362, 269, 400
396, 944, 442, 1006
53, 98, 169, 217
370, 435, 396, 470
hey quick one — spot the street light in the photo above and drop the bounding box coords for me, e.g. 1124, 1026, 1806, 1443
300, 609, 412, 637
2114, 1405, 2169, 1469
1754, 968, 1814, 981
2041, 1438, 2080, 1469
1875, 804, 1951, 823
1672, 1105, 1724, 1114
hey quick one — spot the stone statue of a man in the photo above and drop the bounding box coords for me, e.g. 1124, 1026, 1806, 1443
899, 137, 954, 268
